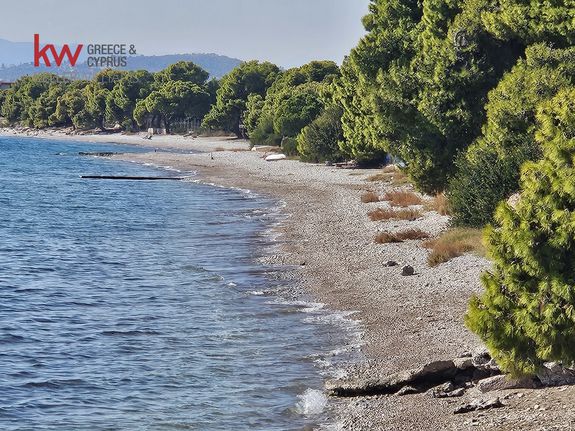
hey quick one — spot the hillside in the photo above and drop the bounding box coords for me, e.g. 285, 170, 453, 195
0, 38, 242, 80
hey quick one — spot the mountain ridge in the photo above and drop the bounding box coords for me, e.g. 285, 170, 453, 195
0, 39, 243, 80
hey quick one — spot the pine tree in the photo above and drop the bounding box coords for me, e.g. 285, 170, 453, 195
466, 87, 575, 376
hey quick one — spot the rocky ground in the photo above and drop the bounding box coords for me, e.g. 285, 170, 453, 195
3, 128, 575, 430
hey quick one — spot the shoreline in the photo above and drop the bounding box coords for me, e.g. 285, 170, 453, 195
4, 128, 575, 430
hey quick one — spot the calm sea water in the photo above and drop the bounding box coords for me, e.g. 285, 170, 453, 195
0, 137, 358, 430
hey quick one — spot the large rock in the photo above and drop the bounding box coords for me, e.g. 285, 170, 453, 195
537, 362, 575, 386
454, 397, 505, 414
477, 375, 538, 393
326, 360, 456, 397
453, 356, 474, 370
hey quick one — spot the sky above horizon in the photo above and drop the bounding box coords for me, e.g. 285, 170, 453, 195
0, 0, 370, 68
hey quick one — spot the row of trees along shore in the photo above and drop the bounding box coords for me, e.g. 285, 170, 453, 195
1, 0, 575, 378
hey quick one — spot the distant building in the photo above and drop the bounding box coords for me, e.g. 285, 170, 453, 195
0, 82, 13, 90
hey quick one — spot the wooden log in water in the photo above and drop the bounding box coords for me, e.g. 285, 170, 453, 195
81, 175, 183, 181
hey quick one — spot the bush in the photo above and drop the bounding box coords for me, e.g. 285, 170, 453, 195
296, 106, 345, 163
249, 115, 282, 146
448, 45, 575, 227
280, 137, 299, 157
447, 144, 538, 227
466, 87, 575, 377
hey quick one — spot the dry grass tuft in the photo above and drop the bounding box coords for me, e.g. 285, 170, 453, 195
383, 190, 423, 207
368, 207, 422, 221
367, 166, 410, 186
423, 228, 485, 267
367, 172, 388, 182
375, 228, 430, 244
361, 191, 380, 203
425, 193, 450, 215
374, 232, 403, 244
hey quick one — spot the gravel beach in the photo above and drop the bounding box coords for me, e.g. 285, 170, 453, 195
4, 129, 575, 430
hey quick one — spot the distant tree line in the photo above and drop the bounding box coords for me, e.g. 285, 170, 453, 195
0, 62, 217, 133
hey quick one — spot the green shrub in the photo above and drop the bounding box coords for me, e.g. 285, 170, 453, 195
448, 44, 575, 226
296, 106, 345, 163
447, 144, 540, 227
466, 87, 575, 377
249, 115, 282, 146
280, 137, 298, 157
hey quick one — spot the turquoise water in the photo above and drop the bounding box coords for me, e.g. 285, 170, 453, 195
0, 137, 356, 430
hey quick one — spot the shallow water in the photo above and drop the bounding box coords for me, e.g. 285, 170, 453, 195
0, 137, 358, 430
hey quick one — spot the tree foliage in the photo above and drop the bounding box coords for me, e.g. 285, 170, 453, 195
334, 0, 523, 192
466, 87, 575, 376
246, 61, 339, 145
448, 44, 575, 226
0, 61, 214, 132
297, 105, 345, 163
202, 61, 280, 136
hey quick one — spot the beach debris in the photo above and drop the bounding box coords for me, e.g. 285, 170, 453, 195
454, 397, 505, 414
265, 154, 287, 162
386, 260, 398, 267
401, 265, 415, 276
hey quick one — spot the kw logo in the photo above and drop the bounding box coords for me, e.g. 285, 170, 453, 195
34, 34, 83, 67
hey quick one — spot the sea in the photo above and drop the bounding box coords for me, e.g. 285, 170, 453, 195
0, 136, 360, 431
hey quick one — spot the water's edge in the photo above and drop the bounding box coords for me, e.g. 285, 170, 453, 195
120, 156, 365, 429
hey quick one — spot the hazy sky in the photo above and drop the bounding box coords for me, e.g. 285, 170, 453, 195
1, 0, 370, 68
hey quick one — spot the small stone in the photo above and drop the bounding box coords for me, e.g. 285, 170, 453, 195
401, 265, 415, 276
430, 382, 467, 398
434, 387, 465, 398
386, 260, 398, 267
517, 393, 524, 398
